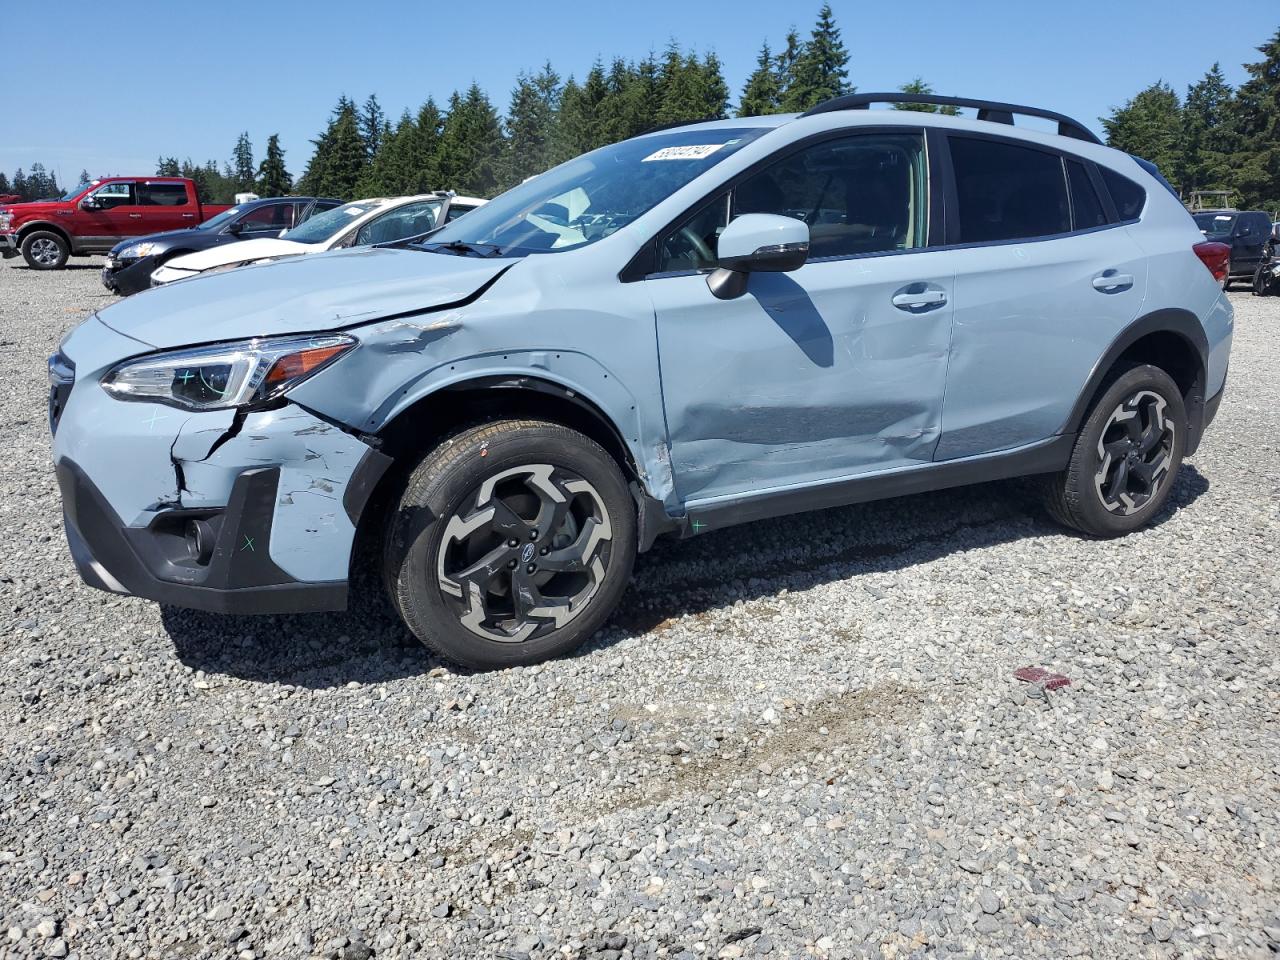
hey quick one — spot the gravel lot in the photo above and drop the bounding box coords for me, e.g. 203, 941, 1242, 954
1, 259, 1277, 960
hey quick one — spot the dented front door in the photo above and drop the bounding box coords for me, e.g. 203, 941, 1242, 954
648, 253, 955, 506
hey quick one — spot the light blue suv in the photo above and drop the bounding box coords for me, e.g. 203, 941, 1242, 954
50, 94, 1233, 668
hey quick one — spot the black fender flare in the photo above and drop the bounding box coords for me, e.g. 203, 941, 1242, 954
1060, 307, 1210, 451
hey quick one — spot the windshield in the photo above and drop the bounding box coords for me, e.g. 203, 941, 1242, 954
62, 183, 93, 201
283, 200, 382, 244
422, 127, 769, 256
1194, 212, 1236, 239
198, 206, 242, 232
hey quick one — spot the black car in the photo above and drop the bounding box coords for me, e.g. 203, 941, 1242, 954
1193, 209, 1275, 286
101, 196, 341, 295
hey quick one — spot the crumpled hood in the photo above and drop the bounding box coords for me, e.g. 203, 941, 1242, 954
95, 245, 516, 349
163, 236, 312, 272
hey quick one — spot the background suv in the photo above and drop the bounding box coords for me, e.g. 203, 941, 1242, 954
1194, 208, 1274, 286
50, 94, 1232, 669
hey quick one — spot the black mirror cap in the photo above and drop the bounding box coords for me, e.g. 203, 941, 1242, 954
719, 241, 809, 274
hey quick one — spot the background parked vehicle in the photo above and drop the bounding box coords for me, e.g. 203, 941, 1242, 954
0, 177, 231, 270
149, 191, 484, 286
0, 194, 19, 205
1193, 209, 1274, 286
101, 196, 343, 296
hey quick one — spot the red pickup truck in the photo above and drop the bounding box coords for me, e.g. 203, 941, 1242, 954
0, 177, 231, 270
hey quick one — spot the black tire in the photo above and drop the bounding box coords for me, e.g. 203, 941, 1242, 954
21, 230, 69, 270
1042, 364, 1186, 537
384, 419, 636, 669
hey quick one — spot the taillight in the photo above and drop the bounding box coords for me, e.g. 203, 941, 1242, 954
1193, 241, 1230, 283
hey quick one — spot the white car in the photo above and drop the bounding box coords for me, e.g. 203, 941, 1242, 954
150, 192, 486, 286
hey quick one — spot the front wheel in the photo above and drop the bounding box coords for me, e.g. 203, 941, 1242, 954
1042, 364, 1187, 537
21, 230, 69, 270
384, 419, 636, 669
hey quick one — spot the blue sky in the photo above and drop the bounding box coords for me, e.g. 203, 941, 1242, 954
5, 0, 1275, 185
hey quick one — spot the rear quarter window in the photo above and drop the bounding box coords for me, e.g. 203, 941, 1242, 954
1100, 167, 1146, 221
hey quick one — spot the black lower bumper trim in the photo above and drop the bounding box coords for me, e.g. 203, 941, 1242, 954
102, 254, 158, 296
58, 459, 348, 615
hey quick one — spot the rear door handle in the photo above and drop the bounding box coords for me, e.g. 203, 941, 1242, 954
128, 213, 142, 219
1092, 271, 1133, 293
892, 289, 947, 310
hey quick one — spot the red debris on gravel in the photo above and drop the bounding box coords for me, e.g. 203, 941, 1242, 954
1014, 666, 1072, 690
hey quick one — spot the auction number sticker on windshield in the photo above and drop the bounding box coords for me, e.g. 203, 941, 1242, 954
642, 144, 726, 162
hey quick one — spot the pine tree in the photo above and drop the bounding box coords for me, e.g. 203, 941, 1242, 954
256, 134, 292, 196
232, 132, 256, 193
12, 169, 26, 200
655, 46, 708, 125
412, 97, 444, 190
699, 52, 730, 120
360, 94, 387, 159
738, 42, 782, 117
781, 4, 851, 112
894, 78, 959, 115
156, 156, 181, 176
1229, 29, 1280, 208
616, 54, 662, 140
1101, 81, 1184, 182
298, 96, 367, 199
0, 172, 9, 194
504, 66, 560, 188
1181, 65, 1237, 193
78, 169, 91, 186
776, 29, 802, 103
435, 84, 504, 196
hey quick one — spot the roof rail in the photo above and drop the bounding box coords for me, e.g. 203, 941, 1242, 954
800, 92, 1101, 144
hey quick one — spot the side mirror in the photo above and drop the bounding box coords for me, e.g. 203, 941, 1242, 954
226, 221, 243, 235
80, 197, 101, 211
707, 213, 809, 300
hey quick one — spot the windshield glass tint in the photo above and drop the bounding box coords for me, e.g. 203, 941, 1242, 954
199, 206, 242, 231
283, 201, 382, 244
63, 183, 92, 200
424, 127, 769, 255
1194, 213, 1236, 238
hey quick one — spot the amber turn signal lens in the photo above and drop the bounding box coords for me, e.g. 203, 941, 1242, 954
263, 343, 349, 387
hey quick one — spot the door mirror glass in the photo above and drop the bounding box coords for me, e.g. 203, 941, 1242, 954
707, 214, 809, 300
80, 197, 101, 211
226, 220, 243, 235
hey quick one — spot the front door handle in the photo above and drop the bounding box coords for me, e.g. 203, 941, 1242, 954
892, 288, 947, 310
128, 213, 142, 219
1092, 271, 1134, 293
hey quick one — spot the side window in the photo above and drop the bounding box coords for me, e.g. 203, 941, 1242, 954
1099, 167, 1146, 221
654, 131, 928, 272
354, 200, 441, 245
138, 182, 189, 206
237, 204, 293, 231
949, 137, 1070, 242
445, 203, 476, 223
89, 181, 136, 210
1066, 160, 1107, 230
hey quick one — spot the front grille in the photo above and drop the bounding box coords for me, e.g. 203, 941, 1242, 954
48, 352, 75, 434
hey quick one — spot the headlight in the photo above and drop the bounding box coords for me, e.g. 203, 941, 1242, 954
100, 334, 356, 410
118, 241, 159, 259
0, 211, 12, 231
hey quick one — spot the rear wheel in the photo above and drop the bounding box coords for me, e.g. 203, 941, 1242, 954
21, 231, 69, 270
384, 419, 636, 669
1042, 364, 1186, 537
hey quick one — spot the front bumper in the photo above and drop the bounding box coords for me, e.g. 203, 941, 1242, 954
50, 332, 393, 614
1, 233, 18, 258
59, 458, 350, 614
101, 254, 158, 296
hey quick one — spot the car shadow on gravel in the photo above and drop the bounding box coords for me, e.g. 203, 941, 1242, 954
161, 466, 1209, 687
8, 263, 102, 271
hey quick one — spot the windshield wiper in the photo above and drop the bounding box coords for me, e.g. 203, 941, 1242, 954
419, 240, 505, 258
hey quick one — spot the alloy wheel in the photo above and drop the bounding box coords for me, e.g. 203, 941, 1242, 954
1094, 389, 1176, 515
436, 464, 614, 643
30, 238, 61, 266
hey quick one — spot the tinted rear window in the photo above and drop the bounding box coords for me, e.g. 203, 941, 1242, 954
1066, 160, 1107, 230
949, 137, 1070, 243
1100, 167, 1146, 221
